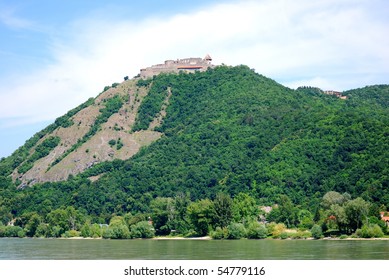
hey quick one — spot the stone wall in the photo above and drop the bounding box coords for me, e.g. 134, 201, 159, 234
140, 55, 213, 78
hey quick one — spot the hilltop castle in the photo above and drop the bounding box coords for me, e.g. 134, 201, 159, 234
140, 54, 213, 78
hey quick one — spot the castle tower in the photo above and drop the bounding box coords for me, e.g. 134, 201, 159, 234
204, 54, 212, 64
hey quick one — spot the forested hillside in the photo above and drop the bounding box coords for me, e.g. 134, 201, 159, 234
0, 65, 388, 238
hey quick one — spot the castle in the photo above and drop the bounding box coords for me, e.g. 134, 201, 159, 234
140, 54, 213, 78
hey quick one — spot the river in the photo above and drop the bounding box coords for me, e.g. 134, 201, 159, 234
1, 238, 388, 260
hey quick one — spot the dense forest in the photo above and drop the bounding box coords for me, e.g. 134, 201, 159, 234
0, 65, 388, 238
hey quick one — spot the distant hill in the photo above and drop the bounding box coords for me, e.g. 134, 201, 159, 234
0, 65, 388, 220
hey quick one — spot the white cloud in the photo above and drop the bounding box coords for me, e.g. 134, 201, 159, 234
0, 8, 33, 29
0, 0, 388, 129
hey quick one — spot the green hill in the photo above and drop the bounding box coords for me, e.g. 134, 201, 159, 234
0, 65, 388, 231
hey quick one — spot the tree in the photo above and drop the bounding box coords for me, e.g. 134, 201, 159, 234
187, 199, 214, 236
227, 222, 246, 239
80, 223, 102, 238
170, 192, 191, 234
46, 206, 85, 235
310, 224, 323, 239
273, 195, 297, 228
321, 191, 347, 209
106, 216, 131, 239
232, 193, 258, 224
65, 206, 85, 231
212, 193, 233, 228
25, 213, 42, 237
344, 197, 369, 232
297, 209, 314, 229
130, 221, 155, 238
329, 204, 348, 232
246, 222, 268, 239
150, 197, 175, 235
46, 208, 69, 235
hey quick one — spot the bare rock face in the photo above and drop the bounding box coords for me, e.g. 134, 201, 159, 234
13, 78, 166, 187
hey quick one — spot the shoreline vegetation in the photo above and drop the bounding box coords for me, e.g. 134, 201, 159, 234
1, 191, 388, 241
1, 235, 389, 241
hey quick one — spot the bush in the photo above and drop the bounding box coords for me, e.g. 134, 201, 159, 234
356, 224, 384, 238
267, 223, 286, 238
109, 224, 131, 239
130, 221, 155, 238
290, 230, 311, 239
246, 222, 268, 239
227, 223, 246, 239
184, 229, 198, 238
17, 230, 26, 238
210, 227, 228, 239
63, 230, 80, 238
108, 139, 116, 147
81, 223, 102, 238
49, 226, 63, 238
35, 223, 50, 237
311, 224, 323, 239
280, 232, 289, 239
0, 226, 5, 237
4, 226, 24, 237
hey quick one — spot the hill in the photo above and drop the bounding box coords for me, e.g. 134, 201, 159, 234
0, 65, 388, 228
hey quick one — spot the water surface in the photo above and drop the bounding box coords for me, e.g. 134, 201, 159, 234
0, 238, 388, 260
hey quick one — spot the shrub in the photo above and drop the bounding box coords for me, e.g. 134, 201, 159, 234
211, 227, 228, 239
227, 223, 246, 239
0, 225, 5, 237
290, 230, 311, 239
184, 229, 198, 238
246, 222, 268, 239
49, 226, 63, 238
17, 230, 26, 238
311, 224, 323, 239
356, 224, 384, 238
63, 230, 80, 238
130, 221, 155, 238
267, 223, 286, 238
108, 139, 116, 147
4, 226, 24, 237
81, 223, 102, 238
35, 223, 50, 237
103, 223, 130, 239
280, 232, 289, 239
117, 141, 124, 150
136, 78, 152, 87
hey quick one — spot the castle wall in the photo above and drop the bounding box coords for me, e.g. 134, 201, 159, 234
140, 56, 213, 78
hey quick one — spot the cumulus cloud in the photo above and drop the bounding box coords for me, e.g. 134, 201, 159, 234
0, 0, 388, 128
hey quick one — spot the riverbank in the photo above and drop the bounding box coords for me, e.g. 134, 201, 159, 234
58, 235, 389, 240
2, 235, 389, 241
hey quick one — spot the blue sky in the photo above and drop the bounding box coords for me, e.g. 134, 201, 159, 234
0, 0, 388, 158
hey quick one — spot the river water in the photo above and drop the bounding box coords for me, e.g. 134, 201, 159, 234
0, 238, 388, 260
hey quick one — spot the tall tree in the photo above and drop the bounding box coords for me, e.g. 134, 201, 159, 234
187, 199, 214, 236
212, 193, 233, 228
232, 193, 258, 224
344, 197, 369, 231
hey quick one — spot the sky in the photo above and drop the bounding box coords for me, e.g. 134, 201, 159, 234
0, 0, 388, 158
